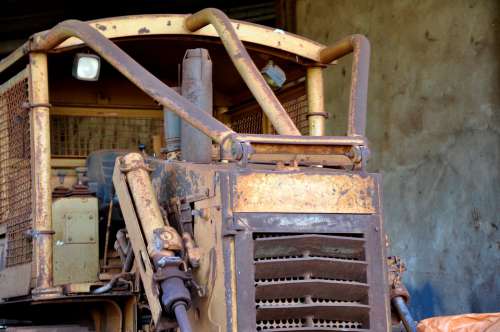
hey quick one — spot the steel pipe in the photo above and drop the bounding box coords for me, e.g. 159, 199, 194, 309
319, 34, 370, 137
392, 296, 417, 332
173, 303, 193, 332
164, 87, 181, 154
306, 66, 326, 136
185, 8, 301, 136
30, 20, 234, 144
234, 133, 366, 146
181, 48, 213, 163
29, 52, 54, 291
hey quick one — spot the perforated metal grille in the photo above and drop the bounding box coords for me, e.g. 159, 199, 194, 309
50, 116, 163, 157
0, 70, 33, 267
229, 108, 263, 134
282, 93, 308, 135
228, 83, 309, 135
254, 233, 369, 331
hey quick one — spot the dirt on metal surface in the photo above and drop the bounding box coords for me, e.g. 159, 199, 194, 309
233, 171, 376, 213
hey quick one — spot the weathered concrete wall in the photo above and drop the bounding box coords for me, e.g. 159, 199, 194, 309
296, 0, 500, 320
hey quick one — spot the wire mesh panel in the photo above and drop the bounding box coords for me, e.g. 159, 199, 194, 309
228, 83, 309, 135
51, 116, 164, 157
229, 108, 263, 134
282, 93, 308, 135
0, 69, 33, 267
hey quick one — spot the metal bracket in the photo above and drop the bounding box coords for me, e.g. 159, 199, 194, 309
22, 102, 52, 110
306, 111, 330, 118
26, 229, 55, 239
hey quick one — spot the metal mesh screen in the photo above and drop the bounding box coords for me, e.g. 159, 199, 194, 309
0, 69, 33, 267
228, 83, 309, 135
229, 108, 263, 134
282, 93, 309, 135
51, 116, 164, 157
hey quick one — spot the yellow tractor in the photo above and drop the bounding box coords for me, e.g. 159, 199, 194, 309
0, 8, 415, 332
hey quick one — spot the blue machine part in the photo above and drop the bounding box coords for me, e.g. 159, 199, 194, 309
86, 150, 130, 206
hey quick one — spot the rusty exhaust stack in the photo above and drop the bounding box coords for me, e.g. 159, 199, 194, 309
185, 8, 301, 136
181, 49, 213, 163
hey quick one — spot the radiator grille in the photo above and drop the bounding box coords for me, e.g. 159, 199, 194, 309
254, 233, 370, 331
0, 69, 33, 267
229, 83, 309, 135
50, 116, 163, 157
230, 107, 263, 134
281, 93, 308, 135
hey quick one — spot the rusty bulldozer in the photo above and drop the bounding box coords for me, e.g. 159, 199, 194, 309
0, 8, 416, 332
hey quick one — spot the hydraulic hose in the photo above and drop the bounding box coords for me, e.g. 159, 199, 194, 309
173, 303, 193, 332
392, 296, 417, 332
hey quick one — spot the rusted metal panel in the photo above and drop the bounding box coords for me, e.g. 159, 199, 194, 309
149, 161, 389, 331
233, 172, 376, 214
254, 257, 367, 282
254, 234, 365, 260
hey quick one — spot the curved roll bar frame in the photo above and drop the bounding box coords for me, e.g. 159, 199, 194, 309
5, 8, 371, 165
319, 34, 370, 137
185, 8, 301, 136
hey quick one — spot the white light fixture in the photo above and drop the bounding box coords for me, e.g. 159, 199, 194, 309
72, 53, 101, 81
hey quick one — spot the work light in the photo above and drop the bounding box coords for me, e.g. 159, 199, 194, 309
72, 53, 101, 81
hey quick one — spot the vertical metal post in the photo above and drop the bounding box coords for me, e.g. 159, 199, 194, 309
306, 66, 326, 136
29, 52, 55, 294
181, 49, 213, 163
164, 87, 181, 155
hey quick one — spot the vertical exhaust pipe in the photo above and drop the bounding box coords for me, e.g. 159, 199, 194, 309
181, 48, 213, 163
